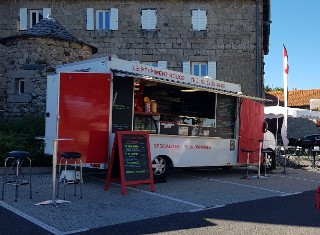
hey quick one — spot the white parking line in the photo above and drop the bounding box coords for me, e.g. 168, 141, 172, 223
279, 192, 302, 197
111, 183, 206, 209
63, 228, 89, 234
189, 204, 226, 213
0, 201, 62, 234
278, 175, 320, 183
86, 175, 205, 209
184, 174, 288, 195
0, 201, 89, 235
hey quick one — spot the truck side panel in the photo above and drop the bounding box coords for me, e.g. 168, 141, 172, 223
57, 72, 111, 164
149, 135, 238, 167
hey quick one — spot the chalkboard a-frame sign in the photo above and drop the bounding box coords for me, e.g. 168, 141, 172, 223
104, 131, 155, 195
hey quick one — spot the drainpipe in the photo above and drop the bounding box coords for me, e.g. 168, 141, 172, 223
255, 0, 260, 97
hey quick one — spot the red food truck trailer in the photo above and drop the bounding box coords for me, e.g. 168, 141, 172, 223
44, 56, 266, 178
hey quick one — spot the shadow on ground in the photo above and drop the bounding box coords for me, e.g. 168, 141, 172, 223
81, 190, 320, 234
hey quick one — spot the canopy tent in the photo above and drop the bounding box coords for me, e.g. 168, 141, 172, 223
265, 106, 320, 120
264, 106, 320, 146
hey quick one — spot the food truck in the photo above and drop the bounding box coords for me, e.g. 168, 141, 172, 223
44, 56, 266, 178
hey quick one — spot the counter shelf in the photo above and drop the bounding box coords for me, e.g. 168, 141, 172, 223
134, 111, 160, 116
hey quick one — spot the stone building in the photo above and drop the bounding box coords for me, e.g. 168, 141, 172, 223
0, 18, 97, 117
0, 0, 270, 116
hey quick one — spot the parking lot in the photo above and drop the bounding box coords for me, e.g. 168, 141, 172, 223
1, 165, 320, 234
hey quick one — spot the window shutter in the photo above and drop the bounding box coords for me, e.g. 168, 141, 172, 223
86, 8, 94, 30
141, 10, 148, 29
43, 8, 51, 18
141, 9, 156, 30
191, 10, 198, 30
110, 8, 118, 30
208, 61, 217, 79
19, 8, 28, 31
183, 61, 191, 74
158, 61, 167, 69
198, 10, 207, 30
149, 10, 157, 30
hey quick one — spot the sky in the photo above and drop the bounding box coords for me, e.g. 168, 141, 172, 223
264, 0, 320, 91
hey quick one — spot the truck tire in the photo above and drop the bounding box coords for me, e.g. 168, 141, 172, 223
221, 166, 233, 170
152, 155, 169, 179
264, 149, 276, 171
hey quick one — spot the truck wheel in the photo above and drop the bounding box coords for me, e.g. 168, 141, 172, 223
152, 155, 168, 179
264, 149, 276, 171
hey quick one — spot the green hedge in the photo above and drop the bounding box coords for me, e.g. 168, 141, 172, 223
0, 116, 51, 167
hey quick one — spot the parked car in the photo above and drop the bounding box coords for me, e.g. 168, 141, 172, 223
295, 134, 320, 150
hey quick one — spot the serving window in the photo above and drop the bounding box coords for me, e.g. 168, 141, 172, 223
133, 79, 217, 137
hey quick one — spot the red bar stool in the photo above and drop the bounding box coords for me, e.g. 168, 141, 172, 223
57, 152, 83, 200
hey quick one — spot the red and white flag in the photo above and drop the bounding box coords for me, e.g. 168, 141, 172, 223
281, 45, 289, 147
283, 46, 289, 76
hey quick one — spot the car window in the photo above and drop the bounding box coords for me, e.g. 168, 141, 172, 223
306, 136, 314, 141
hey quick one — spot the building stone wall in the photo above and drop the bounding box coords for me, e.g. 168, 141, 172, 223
0, 45, 6, 112
288, 118, 320, 141
0, 0, 266, 106
266, 117, 320, 145
3, 37, 93, 117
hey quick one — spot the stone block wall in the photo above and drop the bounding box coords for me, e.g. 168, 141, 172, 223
3, 38, 93, 117
0, 0, 266, 102
0, 45, 5, 111
288, 118, 320, 140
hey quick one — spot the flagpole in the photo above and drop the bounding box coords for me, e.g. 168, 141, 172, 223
282, 45, 289, 174
281, 45, 289, 148
275, 96, 279, 146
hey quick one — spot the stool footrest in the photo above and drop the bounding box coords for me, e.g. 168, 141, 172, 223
61, 152, 81, 159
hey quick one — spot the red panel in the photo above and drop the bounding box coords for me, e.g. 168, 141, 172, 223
57, 73, 111, 164
238, 98, 264, 163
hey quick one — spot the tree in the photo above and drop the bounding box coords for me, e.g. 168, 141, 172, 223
264, 85, 283, 91
264, 85, 272, 91
273, 87, 284, 91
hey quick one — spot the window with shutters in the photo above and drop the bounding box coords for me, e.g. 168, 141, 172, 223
191, 9, 207, 31
191, 62, 208, 77
29, 10, 43, 28
141, 62, 158, 67
87, 8, 118, 31
141, 61, 167, 69
141, 9, 157, 30
183, 61, 216, 79
20, 8, 51, 30
96, 10, 110, 30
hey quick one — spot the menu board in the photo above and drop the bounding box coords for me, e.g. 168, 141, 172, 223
105, 131, 154, 195
112, 77, 134, 132
120, 133, 152, 181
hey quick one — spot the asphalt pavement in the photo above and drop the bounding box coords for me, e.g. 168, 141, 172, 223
81, 190, 320, 235
0, 205, 49, 235
1, 189, 318, 235
1, 166, 320, 234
